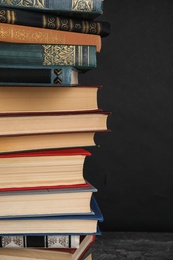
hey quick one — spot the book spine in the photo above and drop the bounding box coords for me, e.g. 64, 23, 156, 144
0, 23, 101, 52
0, 7, 110, 37
0, 0, 103, 19
0, 43, 97, 69
0, 67, 79, 86
0, 235, 80, 248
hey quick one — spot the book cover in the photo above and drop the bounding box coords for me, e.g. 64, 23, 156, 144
0, 7, 110, 37
0, 23, 101, 53
0, 66, 80, 86
0, 43, 97, 69
0, 0, 104, 19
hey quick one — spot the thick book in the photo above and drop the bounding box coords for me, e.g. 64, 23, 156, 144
0, 196, 103, 235
0, 235, 95, 260
0, 7, 110, 37
0, 148, 91, 191
0, 182, 97, 218
0, 67, 80, 86
0, 42, 97, 69
0, 111, 109, 136
0, 131, 98, 153
0, 23, 101, 52
0, 0, 104, 20
0, 86, 99, 113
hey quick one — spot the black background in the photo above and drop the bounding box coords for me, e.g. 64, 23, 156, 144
80, 0, 173, 232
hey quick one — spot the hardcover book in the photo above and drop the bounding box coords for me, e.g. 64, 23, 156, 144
0, 196, 103, 235
0, 23, 101, 52
0, 42, 97, 69
0, 0, 104, 19
0, 67, 80, 86
0, 235, 80, 248
0, 7, 110, 37
0, 235, 95, 260
0, 183, 97, 218
0, 148, 91, 191
0, 111, 109, 136
0, 86, 100, 113
0, 131, 98, 153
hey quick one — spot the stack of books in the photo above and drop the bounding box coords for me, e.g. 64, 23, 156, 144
0, 0, 111, 259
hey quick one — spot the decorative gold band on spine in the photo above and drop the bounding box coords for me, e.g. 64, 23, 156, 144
82, 21, 85, 33
6, 10, 15, 23
6, 10, 11, 23
11, 10, 15, 23
69, 19, 73, 32
42, 15, 46, 28
56, 17, 60, 30
85, 21, 89, 34
97, 22, 101, 35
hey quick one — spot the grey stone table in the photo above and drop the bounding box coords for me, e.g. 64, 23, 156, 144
92, 232, 173, 260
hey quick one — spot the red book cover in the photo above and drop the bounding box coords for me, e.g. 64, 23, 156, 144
0, 148, 91, 158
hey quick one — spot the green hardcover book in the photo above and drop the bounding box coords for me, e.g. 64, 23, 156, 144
0, 0, 104, 19
0, 43, 97, 69
0, 7, 110, 37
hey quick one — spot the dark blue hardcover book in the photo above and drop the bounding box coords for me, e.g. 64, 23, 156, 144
0, 7, 110, 37
0, 196, 103, 236
0, 66, 80, 86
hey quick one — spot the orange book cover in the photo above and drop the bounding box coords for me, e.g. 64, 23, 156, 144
0, 23, 101, 52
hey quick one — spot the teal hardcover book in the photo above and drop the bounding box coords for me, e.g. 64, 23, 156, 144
0, 43, 97, 69
0, 0, 104, 19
